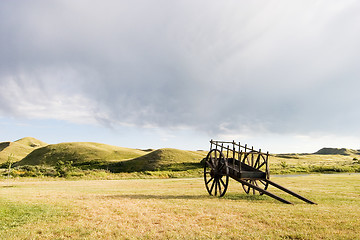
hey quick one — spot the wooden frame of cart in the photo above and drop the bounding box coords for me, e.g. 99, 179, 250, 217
204, 140, 316, 204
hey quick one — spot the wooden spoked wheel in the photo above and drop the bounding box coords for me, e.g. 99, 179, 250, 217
241, 151, 269, 195
204, 149, 229, 197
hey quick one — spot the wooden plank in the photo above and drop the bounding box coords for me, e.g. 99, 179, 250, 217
235, 178, 293, 204
265, 179, 317, 204
239, 171, 266, 179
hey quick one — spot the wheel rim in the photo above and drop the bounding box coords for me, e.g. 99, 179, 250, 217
241, 151, 269, 195
204, 149, 229, 197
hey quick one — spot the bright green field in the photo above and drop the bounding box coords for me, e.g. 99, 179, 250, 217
1, 174, 360, 239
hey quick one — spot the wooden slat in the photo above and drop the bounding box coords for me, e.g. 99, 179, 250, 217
265, 179, 317, 204
235, 178, 293, 204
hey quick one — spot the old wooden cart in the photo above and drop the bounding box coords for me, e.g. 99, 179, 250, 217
204, 140, 316, 204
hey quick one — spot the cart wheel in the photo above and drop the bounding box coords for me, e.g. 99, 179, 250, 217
204, 149, 229, 197
241, 151, 269, 195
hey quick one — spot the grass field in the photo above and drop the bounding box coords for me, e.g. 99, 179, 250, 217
1, 174, 359, 239
270, 153, 360, 174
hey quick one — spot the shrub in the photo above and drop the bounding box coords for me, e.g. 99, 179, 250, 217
55, 160, 74, 177
6, 165, 58, 178
280, 160, 288, 169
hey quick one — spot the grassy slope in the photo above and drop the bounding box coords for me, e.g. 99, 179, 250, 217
9, 139, 207, 174
15, 142, 148, 167
0, 137, 47, 164
111, 148, 207, 172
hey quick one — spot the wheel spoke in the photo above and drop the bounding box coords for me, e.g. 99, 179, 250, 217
206, 160, 214, 169
209, 154, 215, 168
243, 156, 247, 165
206, 176, 214, 185
259, 180, 267, 186
209, 178, 216, 194
218, 161, 226, 172
218, 161, 223, 170
246, 154, 250, 166
214, 179, 218, 196
214, 151, 218, 168
258, 161, 266, 169
243, 181, 250, 193
252, 180, 257, 195
219, 177, 226, 189
254, 180, 260, 194
254, 155, 260, 169
218, 178, 222, 194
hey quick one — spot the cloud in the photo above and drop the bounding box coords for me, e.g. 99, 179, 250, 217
0, 69, 98, 124
1, 0, 360, 138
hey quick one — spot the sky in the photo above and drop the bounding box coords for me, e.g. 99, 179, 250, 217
1, 0, 360, 153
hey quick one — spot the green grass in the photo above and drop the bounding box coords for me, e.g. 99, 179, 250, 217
1, 174, 360, 239
0, 199, 64, 231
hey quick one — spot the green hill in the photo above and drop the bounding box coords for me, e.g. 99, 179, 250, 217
112, 148, 207, 172
15, 142, 148, 167
314, 148, 360, 156
15, 137, 48, 148
0, 137, 47, 163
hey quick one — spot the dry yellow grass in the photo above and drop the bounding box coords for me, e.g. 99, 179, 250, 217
1, 174, 360, 239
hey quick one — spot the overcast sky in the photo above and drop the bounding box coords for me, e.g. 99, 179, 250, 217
1, 0, 360, 153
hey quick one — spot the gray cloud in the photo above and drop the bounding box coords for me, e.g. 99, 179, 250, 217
1, 0, 360, 138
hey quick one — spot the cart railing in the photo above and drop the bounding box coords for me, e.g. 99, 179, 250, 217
210, 139, 269, 178
210, 139, 263, 154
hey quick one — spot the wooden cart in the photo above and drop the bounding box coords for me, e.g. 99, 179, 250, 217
204, 140, 316, 204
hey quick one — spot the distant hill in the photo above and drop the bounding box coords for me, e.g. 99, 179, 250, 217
15, 137, 47, 148
15, 142, 148, 166
0, 137, 47, 163
3, 137, 360, 175
112, 148, 207, 172
314, 148, 360, 156
3, 137, 207, 173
